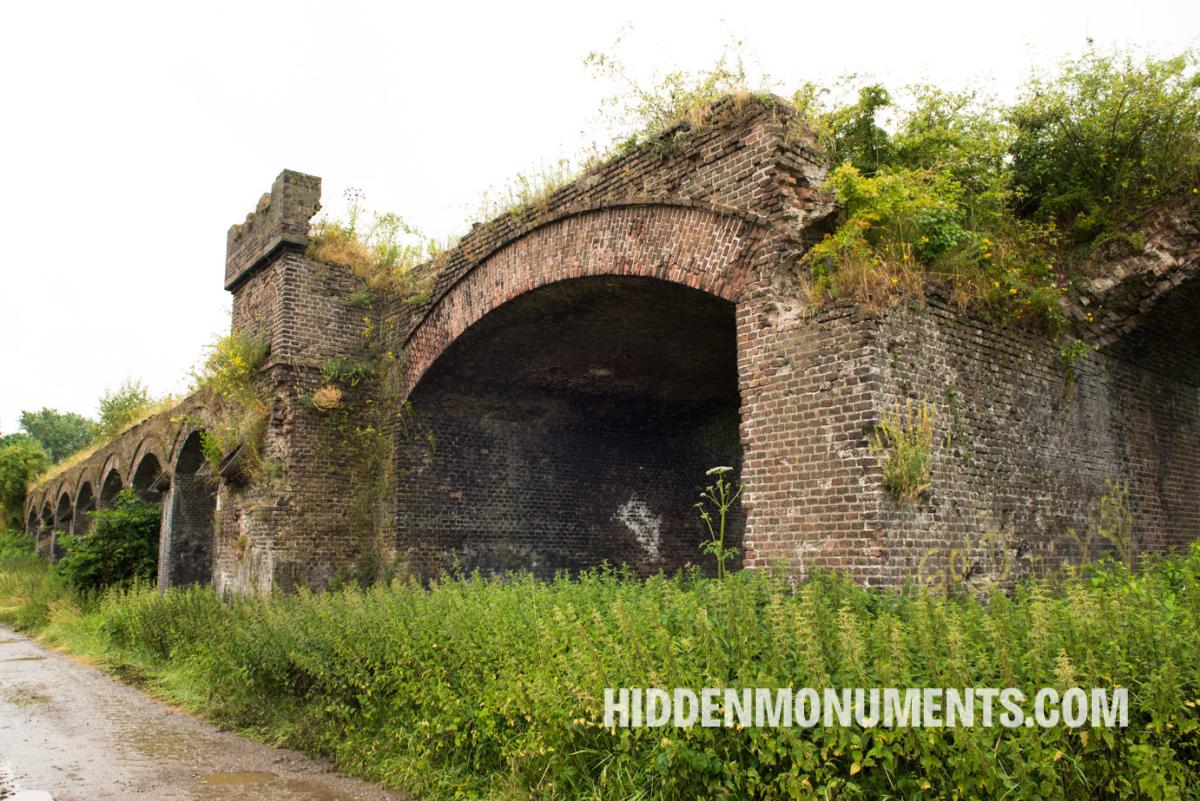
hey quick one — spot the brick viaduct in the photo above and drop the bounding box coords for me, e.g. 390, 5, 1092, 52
24, 97, 1200, 593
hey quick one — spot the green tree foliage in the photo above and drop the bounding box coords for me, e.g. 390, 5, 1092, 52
96, 379, 154, 441
1010, 49, 1200, 242
55, 489, 160, 592
0, 435, 50, 529
18, 408, 97, 463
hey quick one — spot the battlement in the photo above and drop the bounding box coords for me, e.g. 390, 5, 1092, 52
225, 169, 322, 290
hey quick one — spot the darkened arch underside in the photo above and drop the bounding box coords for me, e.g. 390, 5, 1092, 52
396, 276, 745, 579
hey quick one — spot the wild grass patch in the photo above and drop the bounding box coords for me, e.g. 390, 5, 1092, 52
1, 528, 1198, 800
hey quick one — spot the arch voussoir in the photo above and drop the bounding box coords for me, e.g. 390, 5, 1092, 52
403, 203, 764, 394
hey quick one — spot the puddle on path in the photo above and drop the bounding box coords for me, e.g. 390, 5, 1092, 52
200, 771, 278, 786
2, 686, 50, 706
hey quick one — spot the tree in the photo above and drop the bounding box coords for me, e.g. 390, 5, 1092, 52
18, 408, 97, 463
97, 380, 154, 440
0, 434, 50, 530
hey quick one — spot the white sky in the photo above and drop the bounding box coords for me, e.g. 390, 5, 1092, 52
1, 0, 1197, 434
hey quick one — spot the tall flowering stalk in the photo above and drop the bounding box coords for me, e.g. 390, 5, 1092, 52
696, 466, 742, 579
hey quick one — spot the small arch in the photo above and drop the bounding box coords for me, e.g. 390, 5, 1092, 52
52, 493, 72, 560
132, 453, 164, 501
25, 507, 38, 538
54, 492, 72, 533
100, 467, 124, 507
74, 482, 96, 536
38, 502, 53, 558
159, 430, 215, 589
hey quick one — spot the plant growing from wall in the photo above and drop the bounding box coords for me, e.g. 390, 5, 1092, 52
870, 399, 935, 503
307, 188, 439, 304
1058, 337, 1097, 386
695, 466, 742, 579
321, 356, 374, 387
192, 331, 271, 478
590, 44, 1196, 362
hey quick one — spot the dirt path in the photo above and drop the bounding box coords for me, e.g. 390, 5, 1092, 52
0, 626, 410, 801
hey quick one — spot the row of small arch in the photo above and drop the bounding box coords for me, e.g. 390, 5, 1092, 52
24, 428, 209, 538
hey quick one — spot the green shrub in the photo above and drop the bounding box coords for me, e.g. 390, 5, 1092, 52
1010, 49, 1200, 242
192, 330, 271, 476
55, 490, 160, 592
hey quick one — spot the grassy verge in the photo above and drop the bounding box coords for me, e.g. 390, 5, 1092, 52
1, 530, 1198, 799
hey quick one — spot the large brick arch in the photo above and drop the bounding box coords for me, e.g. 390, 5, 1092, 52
402, 202, 765, 393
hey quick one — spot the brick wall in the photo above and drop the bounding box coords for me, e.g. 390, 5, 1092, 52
24, 102, 1199, 592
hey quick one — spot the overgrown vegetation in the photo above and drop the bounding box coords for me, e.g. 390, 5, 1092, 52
96, 379, 156, 441
1, 534, 1198, 799
1009, 50, 1200, 243
20, 382, 175, 494
191, 331, 271, 476
55, 490, 160, 592
307, 188, 441, 304
590, 44, 1199, 336
0, 435, 49, 528
16, 408, 97, 462
870, 399, 935, 503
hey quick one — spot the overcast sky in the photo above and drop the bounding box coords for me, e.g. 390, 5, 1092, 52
1, 0, 1196, 434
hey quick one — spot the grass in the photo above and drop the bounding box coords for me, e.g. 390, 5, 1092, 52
1, 527, 1198, 800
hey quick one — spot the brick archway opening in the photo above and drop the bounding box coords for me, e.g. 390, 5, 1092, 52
1107, 272, 1200, 387
74, 482, 95, 536
38, 503, 53, 558
52, 493, 72, 560
132, 454, 164, 502
398, 276, 744, 579
159, 432, 215, 589
99, 468, 123, 508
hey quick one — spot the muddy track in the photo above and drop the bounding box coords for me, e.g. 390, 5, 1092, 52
0, 626, 410, 801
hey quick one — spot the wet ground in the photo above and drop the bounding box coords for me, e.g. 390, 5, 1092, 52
0, 627, 410, 801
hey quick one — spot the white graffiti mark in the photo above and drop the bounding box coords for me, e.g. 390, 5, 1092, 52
614, 496, 662, 559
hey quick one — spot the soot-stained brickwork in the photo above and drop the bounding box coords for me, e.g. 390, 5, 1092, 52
25, 97, 1200, 592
